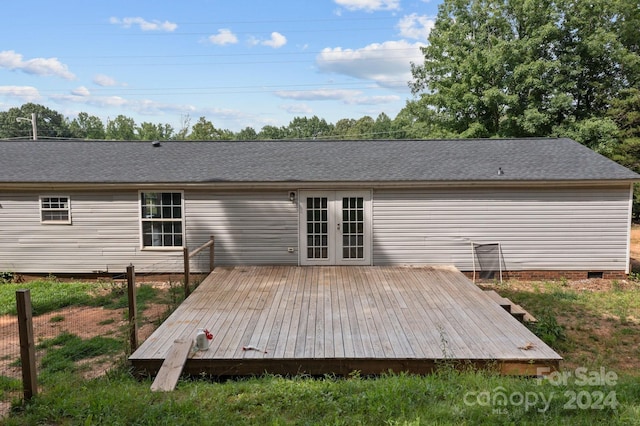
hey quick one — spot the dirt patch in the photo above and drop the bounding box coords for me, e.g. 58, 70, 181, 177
502, 278, 639, 293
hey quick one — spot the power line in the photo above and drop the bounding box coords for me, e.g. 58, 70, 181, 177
3, 15, 401, 29
63, 46, 422, 60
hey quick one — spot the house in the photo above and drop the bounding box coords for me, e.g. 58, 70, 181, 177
0, 137, 637, 278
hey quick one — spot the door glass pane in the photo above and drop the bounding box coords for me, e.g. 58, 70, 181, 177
340, 197, 364, 259
306, 196, 328, 259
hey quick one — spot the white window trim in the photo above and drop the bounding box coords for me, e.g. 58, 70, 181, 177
138, 190, 185, 250
39, 195, 71, 225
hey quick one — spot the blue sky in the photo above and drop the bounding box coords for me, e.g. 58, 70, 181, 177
0, 0, 440, 132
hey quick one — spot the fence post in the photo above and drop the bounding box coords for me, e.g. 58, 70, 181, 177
16, 289, 37, 400
209, 235, 215, 272
183, 246, 190, 298
127, 265, 138, 353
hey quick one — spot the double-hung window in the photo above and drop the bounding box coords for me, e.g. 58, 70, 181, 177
40, 196, 71, 224
140, 192, 183, 248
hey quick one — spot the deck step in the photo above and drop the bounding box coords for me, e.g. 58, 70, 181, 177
483, 290, 512, 313
483, 290, 537, 323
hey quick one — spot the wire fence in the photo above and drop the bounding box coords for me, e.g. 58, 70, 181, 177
0, 269, 193, 411
0, 241, 214, 412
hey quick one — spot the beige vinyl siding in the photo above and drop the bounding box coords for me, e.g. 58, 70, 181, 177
372, 185, 632, 272
0, 190, 298, 274
1, 184, 632, 274
0, 192, 186, 274
185, 191, 299, 270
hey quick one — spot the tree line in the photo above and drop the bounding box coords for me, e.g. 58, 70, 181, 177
0, 104, 411, 142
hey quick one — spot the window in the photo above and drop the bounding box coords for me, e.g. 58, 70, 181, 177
140, 192, 183, 248
40, 196, 71, 224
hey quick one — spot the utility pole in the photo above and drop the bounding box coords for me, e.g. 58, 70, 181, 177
16, 113, 38, 140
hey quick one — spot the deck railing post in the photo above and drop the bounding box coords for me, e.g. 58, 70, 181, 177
209, 235, 215, 272
127, 264, 138, 353
183, 246, 190, 298
16, 289, 37, 400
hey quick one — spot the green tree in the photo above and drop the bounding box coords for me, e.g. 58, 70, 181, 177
136, 122, 174, 140
0, 103, 71, 139
235, 127, 258, 140
609, 88, 640, 140
69, 112, 106, 139
409, 0, 640, 138
188, 117, 226, 140
608, 87, 640, 219
331, 119, 356, 139
372, 113, 393, 139
106, 115, 137, 140
285, 116, 334, 139
555, 0, 638, 120
554, 117, 620, 155
348, 116, 375, 139
410, 0, 517, 136
175, 114, 191, 140
258, 125, 287, 140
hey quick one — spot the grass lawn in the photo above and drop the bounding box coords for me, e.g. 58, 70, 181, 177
1, 276, 639, 425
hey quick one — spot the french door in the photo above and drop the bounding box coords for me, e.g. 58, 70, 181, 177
299, 191, 371, 266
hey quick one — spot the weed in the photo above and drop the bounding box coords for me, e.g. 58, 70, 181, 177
527, 308, 566, 348
559, 276, 569, 287
88, 283, 158, 311
49, 315, 65, 323
612, 295, 633, 325
46, 273, 60, 283
612, 280, 622, 291
38, 332, 121, 377
0, 375, 21, 399
629, 271, 640, 282
436, 324, 450, 359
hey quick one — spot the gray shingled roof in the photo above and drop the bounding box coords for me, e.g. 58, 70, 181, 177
0, 138, 637, 184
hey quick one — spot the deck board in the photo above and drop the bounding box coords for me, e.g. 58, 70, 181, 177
130, 265, 561, 376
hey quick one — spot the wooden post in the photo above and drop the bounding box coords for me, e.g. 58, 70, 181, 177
127, 265, 138, 353
183, 246, 190, 298
209, 235, 215, 272
16, 290, 37, 400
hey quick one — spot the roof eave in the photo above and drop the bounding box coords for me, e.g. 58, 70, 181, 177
0, 179, 636, 191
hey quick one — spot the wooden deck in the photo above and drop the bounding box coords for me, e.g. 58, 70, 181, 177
130, 266, 561, 376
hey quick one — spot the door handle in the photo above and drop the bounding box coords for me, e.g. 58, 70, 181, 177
337, 223, 341, 230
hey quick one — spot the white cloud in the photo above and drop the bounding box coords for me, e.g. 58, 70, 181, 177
316, 40, 426, 89
346, 94, 401, 105
280, 103, 314, 114
0, 85, 40, 102
208, 29, 238, 45
397, 14, 435, 41
250, 32, 287, 48
274, 89, 399, 106
263, 32, 287, 48
93, 74, 120, 87
109, 17, 177, 32
334, 0, 400, 12
0, 50, 75, 80
51, 90, 200, 119
71, 86, 90, 96
274, 89, 362, 101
